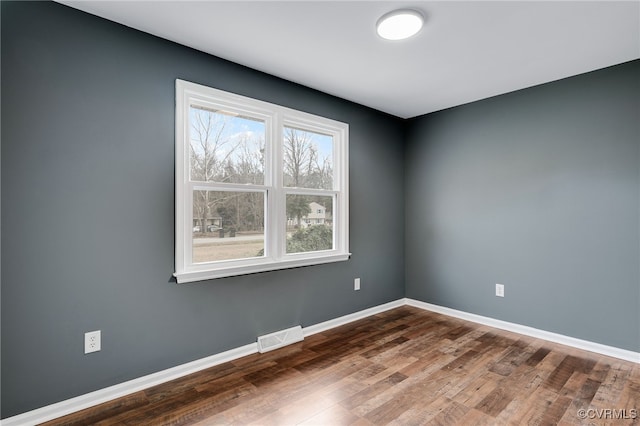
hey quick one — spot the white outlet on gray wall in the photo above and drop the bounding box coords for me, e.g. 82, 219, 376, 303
84, 330, 101, 354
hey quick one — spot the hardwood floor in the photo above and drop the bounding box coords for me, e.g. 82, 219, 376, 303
43, 306, 639, 425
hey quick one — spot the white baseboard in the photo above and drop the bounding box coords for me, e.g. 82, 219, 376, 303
0, 300, 404, 426
1, 343, 258, 426
404, 298, 640, 364
3, 297, 637, 425
303, 299, 406, 337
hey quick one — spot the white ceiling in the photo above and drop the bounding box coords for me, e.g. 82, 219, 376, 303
59, 1, 639, 119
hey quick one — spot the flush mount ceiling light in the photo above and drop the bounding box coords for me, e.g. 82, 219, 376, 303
376, 9, 424, 41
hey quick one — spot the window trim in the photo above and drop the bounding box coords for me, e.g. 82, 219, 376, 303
174, 80, 349, 283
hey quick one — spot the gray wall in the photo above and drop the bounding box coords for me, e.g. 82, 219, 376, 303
0, 1, 405, 417
405, 60, 640, 352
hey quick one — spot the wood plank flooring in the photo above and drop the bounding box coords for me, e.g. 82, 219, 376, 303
43, 306, 639, 425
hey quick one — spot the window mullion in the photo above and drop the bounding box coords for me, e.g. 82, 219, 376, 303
270, 113, 284, 260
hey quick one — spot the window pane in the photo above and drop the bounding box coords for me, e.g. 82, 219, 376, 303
190, 106, 265, 184
283, 127, 333, 189
286, 194, 334, 254
193, 190, 265, 263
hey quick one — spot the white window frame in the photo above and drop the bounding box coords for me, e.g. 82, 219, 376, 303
174, 80, 349, 283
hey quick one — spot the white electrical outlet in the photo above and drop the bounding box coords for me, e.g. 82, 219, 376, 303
84, 330, 101, 354
496, 283, 505, 298
354, 278, 361, 291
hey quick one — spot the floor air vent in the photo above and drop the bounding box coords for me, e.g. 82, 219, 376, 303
257, 325, 304, 353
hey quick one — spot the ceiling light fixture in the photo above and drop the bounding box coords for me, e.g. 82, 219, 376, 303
376, 9, 424, 41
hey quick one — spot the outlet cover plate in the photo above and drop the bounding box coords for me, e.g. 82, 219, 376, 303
85, 330, 101, 354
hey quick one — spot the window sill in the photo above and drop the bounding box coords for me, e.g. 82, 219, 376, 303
174, 253, 351, 284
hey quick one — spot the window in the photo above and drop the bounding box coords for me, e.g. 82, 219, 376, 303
175, 80, 349, 283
